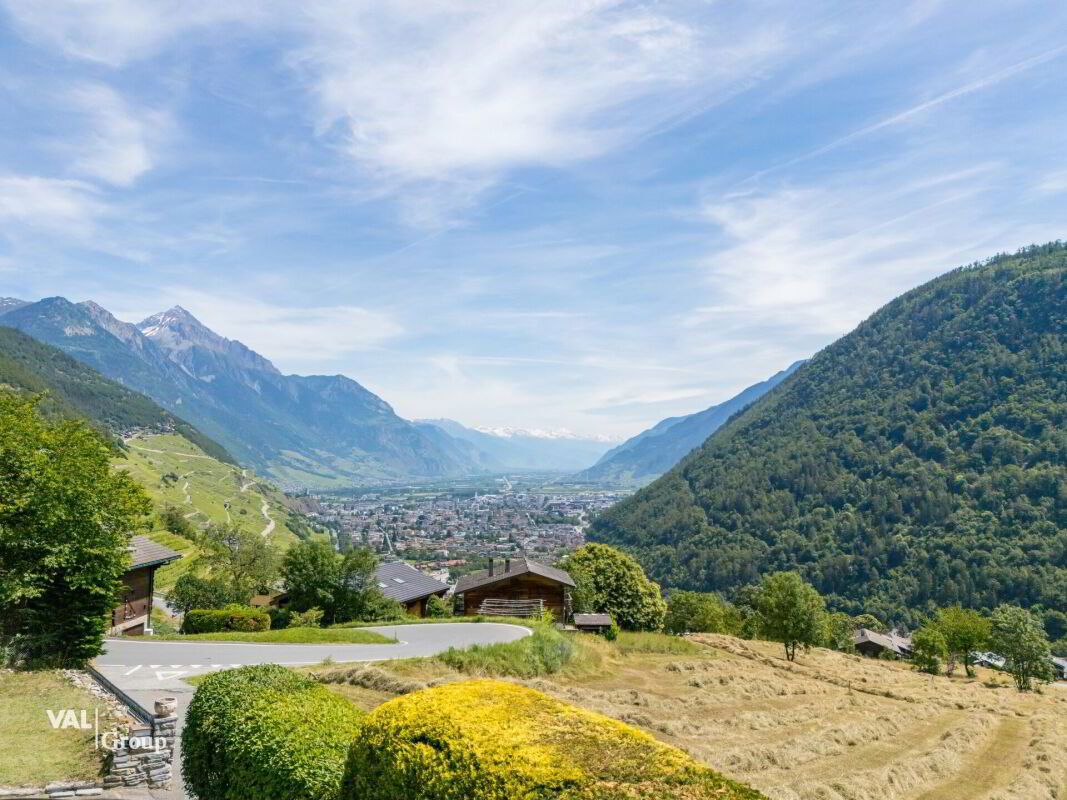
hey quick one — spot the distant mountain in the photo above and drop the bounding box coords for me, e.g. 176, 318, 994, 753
576, 362, 805, 486
0, 297, 28, 316
418, 419, 615, 471
2, 299, 489, 489
591, 243, 1067, 626
0, 325, 232, 461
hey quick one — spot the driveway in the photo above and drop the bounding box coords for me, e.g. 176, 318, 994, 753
93, 622, 530, 799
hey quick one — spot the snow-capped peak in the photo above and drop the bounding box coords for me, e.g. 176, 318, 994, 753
473, 426, 617, 443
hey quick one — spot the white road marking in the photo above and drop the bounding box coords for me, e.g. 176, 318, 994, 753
156, 670, 188, 681
123, 665, 142, 676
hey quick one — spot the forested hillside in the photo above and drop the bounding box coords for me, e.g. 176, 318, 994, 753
592, 244, 1066, 625
0, 326, 232, 462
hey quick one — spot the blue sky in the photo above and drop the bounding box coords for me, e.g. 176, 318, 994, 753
2, 1, 1066, 439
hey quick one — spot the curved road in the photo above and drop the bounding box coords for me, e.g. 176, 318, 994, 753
95, 622, 530, 798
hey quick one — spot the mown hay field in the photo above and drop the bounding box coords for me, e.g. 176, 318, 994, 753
318, 633, 1067, 800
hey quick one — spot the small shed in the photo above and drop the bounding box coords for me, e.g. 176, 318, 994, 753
110, 535, 181, 636
454, 556, 574, 620
573, 613, 613, 634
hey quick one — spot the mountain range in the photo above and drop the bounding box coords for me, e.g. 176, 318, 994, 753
0, 298, 615, 487
418, 419, 615, 471
591, 243, 1067, 626
574, 361, 805, 486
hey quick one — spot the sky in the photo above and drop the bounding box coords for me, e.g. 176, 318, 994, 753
1, 1, 1066, 440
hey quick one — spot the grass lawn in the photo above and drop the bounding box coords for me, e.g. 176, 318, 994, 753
173, 626, 394, 644
0, 671, 107, 787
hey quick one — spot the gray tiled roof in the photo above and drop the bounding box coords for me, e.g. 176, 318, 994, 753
128, 535, 182, 570
854, 628, 912, 654
375, 561, 449, 604
454, 556, 575, 594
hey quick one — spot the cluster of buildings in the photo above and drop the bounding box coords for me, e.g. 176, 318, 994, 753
308, 490, 626, 572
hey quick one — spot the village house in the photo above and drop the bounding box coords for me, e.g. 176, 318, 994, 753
454, 556, 574, 620
375, 560, 449, 617
251, 560, 450, 618
853, 627, 913, 659
110, 535, 181, 636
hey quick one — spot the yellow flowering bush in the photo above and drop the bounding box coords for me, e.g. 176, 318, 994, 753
341, 680, 765, 800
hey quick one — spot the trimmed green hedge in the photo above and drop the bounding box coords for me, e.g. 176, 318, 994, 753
183, 664, 364, 800
341, 679, 766, 800
182, 605, 270, 634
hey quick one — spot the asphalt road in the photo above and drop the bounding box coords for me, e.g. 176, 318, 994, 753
93, 622, 531, 799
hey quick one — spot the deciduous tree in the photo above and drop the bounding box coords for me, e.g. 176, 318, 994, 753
0, 393, 151, 666
989, 605, 1052, 691
562, 543, 667, 631
755, 572, 825, 661
935, 606, 990, 677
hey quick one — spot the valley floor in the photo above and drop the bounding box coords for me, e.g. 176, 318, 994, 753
322, 632, 1066, 800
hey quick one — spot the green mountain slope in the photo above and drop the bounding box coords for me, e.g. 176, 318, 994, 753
591, 243, 1066, 625
117, 433, 302, 591
0, 325, 233, 462
576, 361, 804, 486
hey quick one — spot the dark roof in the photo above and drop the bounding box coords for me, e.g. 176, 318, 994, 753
854, 628, 912, 654
128, 535, 181, 570
574, 613, 612, 627
375, 561, 449, 604
454, 556, 575, 594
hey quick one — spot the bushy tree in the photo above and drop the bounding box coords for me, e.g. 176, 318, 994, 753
0, 393, 151, 666
200, 523, 278, 604
851, 613, 886, 633
159, 504, 195, 538
166, 574, 236, 615
989, 605, 1053, 691
911, 624, 948, 675
664, 591, 735, 635
755, 572, 825, 661
426, 594, 452, 618
562, 544, 666, 631
935, 606, 990, 677
282, 541, 389, 624
282, 540, 340, 614
821, 611, 856, 653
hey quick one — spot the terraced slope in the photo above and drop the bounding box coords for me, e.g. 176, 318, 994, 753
115, 433, 302, 591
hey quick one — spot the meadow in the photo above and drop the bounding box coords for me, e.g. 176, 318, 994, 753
316, 631, 1066, 800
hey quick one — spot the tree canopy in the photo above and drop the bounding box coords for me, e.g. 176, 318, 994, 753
562, 543, 666, 631
592, 244, 1067, 627
755, 572, 826, 661
0, 392, 151, 666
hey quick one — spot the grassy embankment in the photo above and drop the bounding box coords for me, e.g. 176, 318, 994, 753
0, 671, 110, 787
113, 432, 304, 592
312, 629, 1067, 800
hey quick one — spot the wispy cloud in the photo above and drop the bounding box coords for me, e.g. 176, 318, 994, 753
65, 83, 170, 186
0, 175, 103, 236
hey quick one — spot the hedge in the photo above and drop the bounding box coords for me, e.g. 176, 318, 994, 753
182, 604, 270, 634
341, 679, 766, 800
183, 664, 365, 800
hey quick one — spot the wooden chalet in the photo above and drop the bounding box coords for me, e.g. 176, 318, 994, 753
110, 535, 181, 636
573, 613, 613, 634
853, 627, 913, 659
454, 556, 574, 620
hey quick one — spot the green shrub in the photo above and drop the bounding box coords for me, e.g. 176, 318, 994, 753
426, 594, 451, 618
266, 607, 292, 630
341, 680, 765, 800
437, 624, 574, 678
604, 622, 619, 641
911, 625, 948, 675
182, 605, 270, 634
183, 664, 364, 800
291, 607, 325, 628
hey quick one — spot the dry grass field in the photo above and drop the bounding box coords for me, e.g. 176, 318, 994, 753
319, 632, 1066, 800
